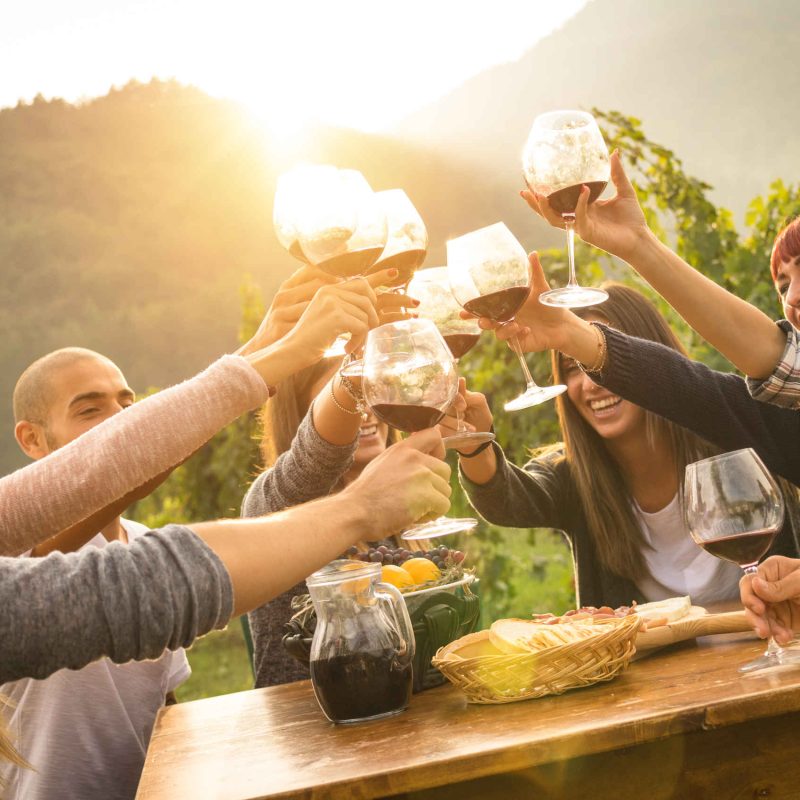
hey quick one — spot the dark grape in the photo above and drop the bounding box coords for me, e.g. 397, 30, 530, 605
393, 554, 405, 565
452, 551, 465, 564
369, 552, 383, 563
345, 545, 358, 556
439, 547, 450, 559
377, 545, 389, 555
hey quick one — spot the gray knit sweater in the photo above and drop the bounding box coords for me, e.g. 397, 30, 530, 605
0, 526, 233, 684
241, 406, 358, 688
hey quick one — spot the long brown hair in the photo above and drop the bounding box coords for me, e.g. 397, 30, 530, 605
257, 360, 411, 549
547, 283, 719, 582
1, 698, 32, 785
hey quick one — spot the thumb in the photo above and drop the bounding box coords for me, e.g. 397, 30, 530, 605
528, 252, 549, 294
610, 149, 636, 198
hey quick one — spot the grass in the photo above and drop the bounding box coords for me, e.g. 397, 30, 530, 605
174, 528, 577, 702
175, 618, 254, 703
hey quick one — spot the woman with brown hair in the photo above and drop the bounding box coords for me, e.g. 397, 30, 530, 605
241, 303, 422, 689
452, 274, 800, 608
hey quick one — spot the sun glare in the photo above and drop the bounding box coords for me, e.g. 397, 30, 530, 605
2, 0, 586, 137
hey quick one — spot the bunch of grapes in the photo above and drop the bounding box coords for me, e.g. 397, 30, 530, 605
343, 544, 465, 569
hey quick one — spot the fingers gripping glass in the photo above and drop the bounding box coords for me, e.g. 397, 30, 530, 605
447, 223, 566, 412
522, 110, 610, 309
361, 319, 478, 540
684, 448, 800, 673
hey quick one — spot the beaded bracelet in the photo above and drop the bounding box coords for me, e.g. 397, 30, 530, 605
577, 322, 608, 374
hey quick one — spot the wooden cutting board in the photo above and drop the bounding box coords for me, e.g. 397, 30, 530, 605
634, 606, 751, 658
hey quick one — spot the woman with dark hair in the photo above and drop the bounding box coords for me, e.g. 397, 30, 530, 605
451, 274, 800, 608
241, 311, 422, 689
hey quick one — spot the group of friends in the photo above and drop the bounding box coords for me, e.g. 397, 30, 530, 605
1, 152, 799, 798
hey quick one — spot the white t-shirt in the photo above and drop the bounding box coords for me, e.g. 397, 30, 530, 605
0, 519, 191, 800
633, 494, 742, 606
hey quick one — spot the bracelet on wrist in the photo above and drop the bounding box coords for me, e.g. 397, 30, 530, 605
330, 378, 368, 421
577, 322, 608, 374
456, 426, 495, 459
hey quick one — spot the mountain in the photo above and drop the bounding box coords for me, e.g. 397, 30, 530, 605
0, 81, 548, 474
396, 0, 800, 221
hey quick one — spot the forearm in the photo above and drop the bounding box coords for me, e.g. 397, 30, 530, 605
0, 526, 233, 684
192, 494, 372, 616
312, 375, 363, 446
626, 231, 784, 378
0, 355, 269, 557
457, 446, 498, 485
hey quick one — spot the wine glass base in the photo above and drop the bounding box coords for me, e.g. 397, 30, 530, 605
504, 383, 567, 412
400, 516, 478, 541
539, 286, 609, 309
739, 646, 800, 673
324, 335, 351, 359
442, 431, 496, 450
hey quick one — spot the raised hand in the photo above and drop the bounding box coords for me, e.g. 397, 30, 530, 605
344, 428, 452, 535
462, 253, 574, 354
521, 151, 650, 264
239, 266, 337, 356
740, 556, 800, 644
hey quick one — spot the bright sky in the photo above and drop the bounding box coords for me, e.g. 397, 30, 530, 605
1, 0, 586, 133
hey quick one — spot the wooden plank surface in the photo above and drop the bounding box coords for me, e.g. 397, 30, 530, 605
136, 632, 800, 800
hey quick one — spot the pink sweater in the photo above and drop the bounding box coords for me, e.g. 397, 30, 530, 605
0, 355, 270, 556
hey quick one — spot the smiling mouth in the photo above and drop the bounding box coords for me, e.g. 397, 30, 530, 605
359, 423, 378, 438
589, 396, 622, 414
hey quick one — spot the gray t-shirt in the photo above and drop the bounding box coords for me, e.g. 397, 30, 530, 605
0, 525, 233, 685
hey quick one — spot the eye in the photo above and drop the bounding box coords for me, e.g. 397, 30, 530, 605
778, 284, 789, 298
79, 407, 100, 416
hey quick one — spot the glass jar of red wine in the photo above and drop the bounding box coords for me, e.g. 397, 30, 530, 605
306, 560, 415, 724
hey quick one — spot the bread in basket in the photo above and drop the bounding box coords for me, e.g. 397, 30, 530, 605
431, 613, 640, 704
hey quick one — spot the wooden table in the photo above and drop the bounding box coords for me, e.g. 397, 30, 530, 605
136, 632, 800, 799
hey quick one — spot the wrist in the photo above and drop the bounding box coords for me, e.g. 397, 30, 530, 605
623, 226, 660, 268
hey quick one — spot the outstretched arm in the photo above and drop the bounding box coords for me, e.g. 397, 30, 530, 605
522, 151, 786, 379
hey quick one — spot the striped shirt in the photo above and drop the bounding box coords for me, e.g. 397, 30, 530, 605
747, 320, 800, 409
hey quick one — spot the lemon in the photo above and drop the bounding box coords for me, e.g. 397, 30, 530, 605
381, 564, 414, 590
402, 557, 441, 585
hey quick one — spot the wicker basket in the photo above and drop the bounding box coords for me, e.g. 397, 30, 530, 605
431, 614, 640, 704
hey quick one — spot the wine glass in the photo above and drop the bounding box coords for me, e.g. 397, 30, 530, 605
684, 448, 800, 673
366, 189, 428, 289
447, 222, 566, 412
296, 168, 388, 356
407, 267, 494, 450
522, 110, 610, 308
361, 318, 479, 540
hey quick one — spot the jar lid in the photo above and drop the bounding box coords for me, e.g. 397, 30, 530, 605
306, 559, 380, 587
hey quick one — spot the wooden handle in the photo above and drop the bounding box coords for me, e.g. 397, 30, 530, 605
635, 609, 751, 654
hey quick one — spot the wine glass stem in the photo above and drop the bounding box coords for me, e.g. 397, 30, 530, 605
564, 215, 579, 289
453, 362, 467, 433
508, 332, 540, 391
743, 564, 785, 661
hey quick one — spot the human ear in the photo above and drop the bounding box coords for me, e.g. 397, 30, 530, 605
15, 420, 50, 460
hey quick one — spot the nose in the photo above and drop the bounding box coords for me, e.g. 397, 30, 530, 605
785, 278, 800, 311
580, 369, 601, 393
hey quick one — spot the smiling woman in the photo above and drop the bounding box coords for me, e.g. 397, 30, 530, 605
454, 282, 800, 612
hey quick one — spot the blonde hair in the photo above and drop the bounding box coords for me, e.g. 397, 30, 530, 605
1, 697, 32, 785
548, 283, 719, 582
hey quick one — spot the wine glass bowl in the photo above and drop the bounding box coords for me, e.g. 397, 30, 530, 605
298, 169, 388, 279
447, 223, 566, 412
366, 189, 428, 288
522, 110, 610, 308
362, 319, 458, 432
684, 448, 794, 673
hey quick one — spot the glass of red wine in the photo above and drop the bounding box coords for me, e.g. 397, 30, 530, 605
447, 222, 566, 412
295, 168, 388, 357
407, 266, 494, 450
361, 318, 478, 540
684, 448, 800, 673
367, 189, 428, 289
522, 110, 610, 308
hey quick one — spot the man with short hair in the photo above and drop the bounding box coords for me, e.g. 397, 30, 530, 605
1, 347, 190, 800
